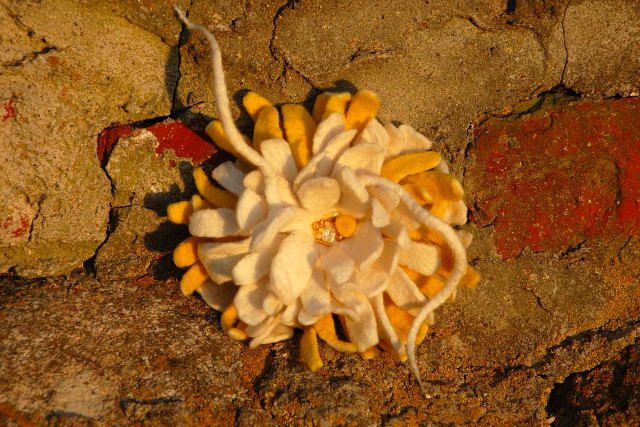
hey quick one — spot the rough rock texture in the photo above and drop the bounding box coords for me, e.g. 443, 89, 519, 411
0, 0, 174, 277
562, 0, 640, 98
1, 0, 640, 425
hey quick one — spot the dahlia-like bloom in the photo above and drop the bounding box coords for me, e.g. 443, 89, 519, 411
169, 8, 479, 385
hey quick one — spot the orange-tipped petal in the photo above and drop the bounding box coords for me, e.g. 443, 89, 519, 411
228, 323, 248, 341
281, 104, 316, 169
402, 170, 464, 201
301, 326, 323, 372
314, 314, 357, 353
243, 91, 273, 121
193, 167, 237, 209
221, 303, 239, 333
173, 236, 200, 268
204, 120, 243, 158
419, 275, 445, 298
459, 267, 481, 289
402, 183, 433, 205
359, 346, 379, 360
253, 105, 283, 148
314, 92, 351, 123
191, 194, 214, 212
345, 90, 379, 132
167, 201, 193, 224
381, 152, 442, 183
180, 262, 208, 295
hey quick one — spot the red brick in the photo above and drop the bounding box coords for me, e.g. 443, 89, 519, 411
469, 97, 640, 258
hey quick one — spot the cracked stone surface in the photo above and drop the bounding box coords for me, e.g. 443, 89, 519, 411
1, 0, 640, 424
0, 0, 174, 276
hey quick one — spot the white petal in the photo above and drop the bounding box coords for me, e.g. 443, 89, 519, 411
355, 118, 389, 152
262, 292, 283, 316
352, 267, 388, 298
372, 293, 403, 354
389, 202, 421, 231
456, 229, 474, 248
211, 161, 245, 195
234, 281, 269, 326
370, 198, 390, 228
232, 235, 283, 286
385, 123, 432, 157
236, 189, 267, 233
260, 323, 294, 344
333, 143, 384, 176
335, 166, 369, 217
343, 293, 378, 351
296, 177, 341, 214
338, 221, 383, 270
189, 208, 240, 238
330, 296, 359, 321
367, 183, 401, 211
312, 112, 346, 154
446, 199, 468, 226
243, 170, 265, 193
433, 158, 451, 174
264, 175, 299, 208
380, 220, 411, 250
281, 298, 302, 327
377, 240, 400, 274
250, 207, 303, 251
196, 280, 237, 312
320, 245, 355, 284
386, 269, 426, 316
398, 240, 439, 276
247, 315, 279, 347
300, 269, 331, 319
298, 308, 323, 326
294, 129, 357, 190
269, 232, 317, 305
399, 124, 433, 151
198, 239, 251, 284
260, 138, 298, 183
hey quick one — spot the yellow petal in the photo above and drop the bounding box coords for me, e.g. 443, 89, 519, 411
253, 105, 283, 149
313, 92, 351, 123
243, 91, 273, 121
402, 170, 464, 201
281, 104, 316, 169
193, 167, 237, 209
301, 326, 323, 372
402, 183, 433, 205
167, 201, 193, 225
459, 267, 480, 289
409, 226, 446, 247
419, 275, 444, 299
429, 201, 450, 221
221, 303, 238, 333
384, 296, 429, 347
191, 194, 214, 212
345, 90, 379, 132
335, 215, 357, 238
314, 314, 357, 353
359, 346, 379, 360
204, 120, 241, 158
381, 152, 442, 183
180, 262, 208, 295
173, 236, 200, 268
312, 93, 330, 123
229, 321, 248, 341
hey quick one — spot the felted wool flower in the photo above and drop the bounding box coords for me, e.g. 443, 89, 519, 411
168, 8, 479, 385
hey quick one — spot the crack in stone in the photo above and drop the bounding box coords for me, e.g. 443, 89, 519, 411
559, 0, 571, 85
490, 319, 640, 386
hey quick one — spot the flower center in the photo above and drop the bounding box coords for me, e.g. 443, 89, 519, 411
312, 213, 357, 245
